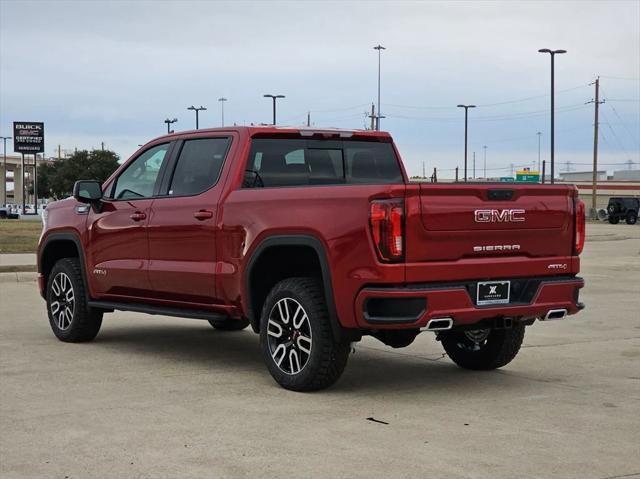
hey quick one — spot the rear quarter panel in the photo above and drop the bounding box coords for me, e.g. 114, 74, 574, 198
217, 184, 406, 329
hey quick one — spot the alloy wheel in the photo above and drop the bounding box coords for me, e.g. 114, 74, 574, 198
459, 328, 491, 351
50, 272, 75, 331
266, 297, 313, 375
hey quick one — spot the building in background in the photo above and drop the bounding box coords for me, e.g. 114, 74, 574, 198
559, 170, 608, 182
1, 153, 55, 207
613, 169, 640, 181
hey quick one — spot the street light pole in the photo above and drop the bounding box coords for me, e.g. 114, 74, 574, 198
164, 118, 177, 134
457, 104, 476, 182
218, 97, 228, 127
483, 145, 487, 178
263, 94, 285, 125
1, 136, 11, 206
187, 105, 207, 129
538, 48, 567, 184
373, 44, 386, 130
536, 131, 542, 176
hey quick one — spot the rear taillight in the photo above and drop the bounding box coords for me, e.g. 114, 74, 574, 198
575, 199, 585, 255
370, 199, 404, 262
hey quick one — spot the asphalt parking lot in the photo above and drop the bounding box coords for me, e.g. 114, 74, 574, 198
1, 222, 638, 479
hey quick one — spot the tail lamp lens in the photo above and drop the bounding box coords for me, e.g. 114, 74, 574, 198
370, 199, 404, 262
575, 199, 585, 255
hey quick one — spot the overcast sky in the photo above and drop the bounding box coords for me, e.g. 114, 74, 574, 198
1, 0, 639, 177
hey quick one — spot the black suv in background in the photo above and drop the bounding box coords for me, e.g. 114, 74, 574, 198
607, 197, 639, 225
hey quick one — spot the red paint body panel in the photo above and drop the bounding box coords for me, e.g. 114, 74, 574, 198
37, 126, 584, 332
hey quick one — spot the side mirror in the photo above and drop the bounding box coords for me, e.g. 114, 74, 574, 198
73, 180, 103, 203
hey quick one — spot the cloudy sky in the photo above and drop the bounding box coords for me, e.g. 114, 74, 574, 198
1, 0, 639, 177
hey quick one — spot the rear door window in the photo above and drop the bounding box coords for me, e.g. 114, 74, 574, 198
168, 137, 230, 196
243, 139, 402, 188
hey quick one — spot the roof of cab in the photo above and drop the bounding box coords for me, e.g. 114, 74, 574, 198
155, 125, 392, 142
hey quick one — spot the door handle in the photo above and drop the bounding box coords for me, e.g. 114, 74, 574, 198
193, 210, 214, 220
130, 211, 147, 221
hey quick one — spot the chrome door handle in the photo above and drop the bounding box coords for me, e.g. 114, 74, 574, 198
130, 212, 146, 221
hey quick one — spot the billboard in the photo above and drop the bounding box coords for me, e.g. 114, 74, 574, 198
13, 122, 44, 153
516, 170, 540, 183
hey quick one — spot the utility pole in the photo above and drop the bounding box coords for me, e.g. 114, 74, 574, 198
538, 48, 567, 184
58, 144, 61, 160
586, 77, 604, 218
422, 161, 425, 179
263, 94, 285, 125
307, 111, 311, 127
482, 145, 487, 178
457, 104, 476, 182
1, 136, 11, 206
187, 105, 207, 129
101, 142, 104, 151
218, 97, 227, 127
542, 160, 546, 183
368, 104, 376, 130
373, 45, 385, 130
455, 167, 459, 182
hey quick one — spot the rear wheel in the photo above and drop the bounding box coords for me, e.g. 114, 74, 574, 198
608, 215, 620, 224
625, 211, 637, 225
46, 258, 103, 342
259, 277, 350, 391
440, 323, 525, 370
207, 317, 250, 331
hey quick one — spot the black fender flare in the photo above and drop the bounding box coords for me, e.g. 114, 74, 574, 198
244, 234, 344, 341
39, 231, 90, 301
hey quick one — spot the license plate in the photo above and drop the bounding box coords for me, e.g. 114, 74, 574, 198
477, 281, 510, 305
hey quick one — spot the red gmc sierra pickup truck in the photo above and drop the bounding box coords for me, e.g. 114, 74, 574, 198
38, 126, 586, 391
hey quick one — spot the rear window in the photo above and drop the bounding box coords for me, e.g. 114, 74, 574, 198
243, 139, 403, 188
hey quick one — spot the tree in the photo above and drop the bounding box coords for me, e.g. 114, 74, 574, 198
37, 149, 120, 199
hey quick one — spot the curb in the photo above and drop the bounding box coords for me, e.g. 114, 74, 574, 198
0, 272, 38, 283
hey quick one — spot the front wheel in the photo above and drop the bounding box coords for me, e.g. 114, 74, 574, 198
46, 257, 103, 342
440, 323, 525, 370
259, 277, 350, 391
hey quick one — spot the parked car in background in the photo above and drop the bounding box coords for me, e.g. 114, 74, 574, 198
607, 197, 639, 225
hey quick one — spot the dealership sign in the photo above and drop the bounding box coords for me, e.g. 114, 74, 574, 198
13, 122, 44, 153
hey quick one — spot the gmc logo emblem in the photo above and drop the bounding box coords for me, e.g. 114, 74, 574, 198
474, 209, 525, 223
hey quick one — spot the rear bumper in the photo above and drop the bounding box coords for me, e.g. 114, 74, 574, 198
354, 276, 584, 329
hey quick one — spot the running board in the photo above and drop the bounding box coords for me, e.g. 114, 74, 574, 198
87, 301, 228, 321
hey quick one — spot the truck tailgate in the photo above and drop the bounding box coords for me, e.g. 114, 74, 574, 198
405, 183, 577, 264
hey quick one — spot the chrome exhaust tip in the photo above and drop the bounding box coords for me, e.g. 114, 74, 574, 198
543, 309, 568, 321
422, 317, 454, 331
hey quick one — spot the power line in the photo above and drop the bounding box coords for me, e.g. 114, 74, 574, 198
599, 75, 640, 81
385, 103, 588, 123
600, 110, 634, 161
385, 83, 589, 110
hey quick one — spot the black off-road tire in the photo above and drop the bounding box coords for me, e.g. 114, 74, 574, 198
259, 277, 350, 391
625, 211, 637, 225
207, 317, 250, 331
46, 257, 103, 342
608, 215, 620, 224
440, 323, 525, 370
